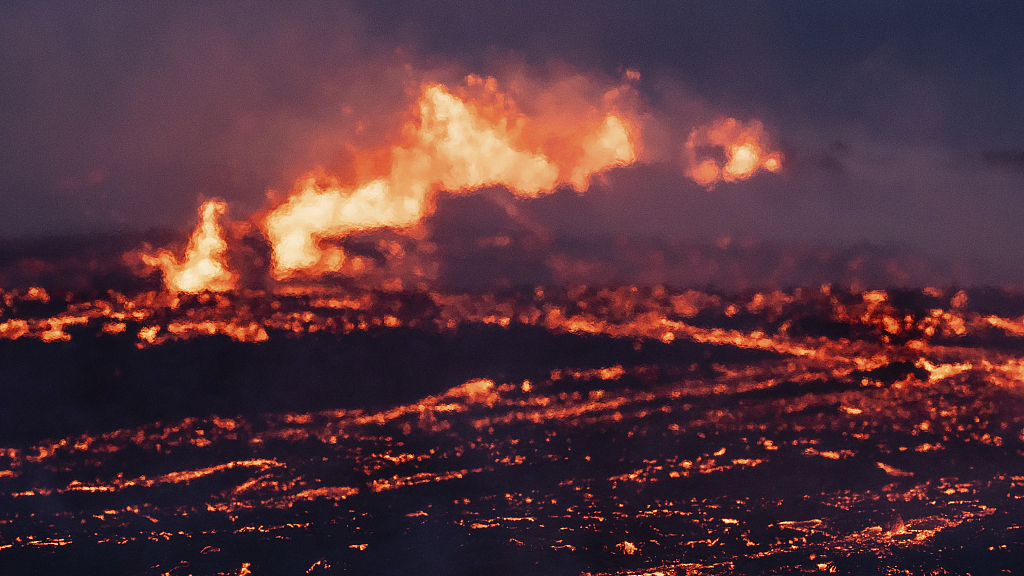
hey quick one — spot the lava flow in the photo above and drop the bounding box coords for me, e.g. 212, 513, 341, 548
1, 284, 1023, 575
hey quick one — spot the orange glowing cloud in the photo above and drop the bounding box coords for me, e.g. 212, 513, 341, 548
139, 67, 791, 293
265, 76, 637, 279
684, 118, 782, 189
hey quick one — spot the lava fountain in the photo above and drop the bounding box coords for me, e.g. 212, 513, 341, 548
264, 76, 637, 280
138, 69, 787, 295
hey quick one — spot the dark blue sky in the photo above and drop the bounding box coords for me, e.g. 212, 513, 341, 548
2, 1, 1024, 278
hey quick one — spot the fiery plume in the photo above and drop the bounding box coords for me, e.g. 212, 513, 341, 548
265, 76, 636, 279
142, 200, 237, 293
138, 69, 790, 292
684, 118, 782, 189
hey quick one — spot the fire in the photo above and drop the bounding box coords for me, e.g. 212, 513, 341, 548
266, 77, 636, 279
684, 117, 782, 189
142, 200, 238, 293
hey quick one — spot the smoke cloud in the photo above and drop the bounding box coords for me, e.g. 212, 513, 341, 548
2, 1, 1024, 286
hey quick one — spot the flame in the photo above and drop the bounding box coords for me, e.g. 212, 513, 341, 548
265, 77, 636, 279
684, 117, 782, 189
142, 200, 237, 293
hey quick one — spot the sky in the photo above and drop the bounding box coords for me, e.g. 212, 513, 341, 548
3, 1, 1024, 282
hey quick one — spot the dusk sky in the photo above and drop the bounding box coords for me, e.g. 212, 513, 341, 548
3, 1, 1024, 280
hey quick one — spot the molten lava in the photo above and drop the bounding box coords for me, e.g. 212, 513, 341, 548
2, 282, 1023, 574
265, 77, 636, 279
141, 201, 237, 294
134, 69, 786, 294
684, 117, 782, 189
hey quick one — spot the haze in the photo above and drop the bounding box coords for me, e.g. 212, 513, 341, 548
2, 1, 1024, 283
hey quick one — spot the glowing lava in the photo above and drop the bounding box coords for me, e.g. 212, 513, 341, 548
142, 200, 237, 294
139, 70, 788, 292
684, 117, 782, 189
265, 77, 636, 279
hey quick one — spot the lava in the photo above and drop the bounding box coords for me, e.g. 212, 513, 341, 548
1, 282, 1023, 573
141, 200, 238, 294
2, 301, 1022, 573
17, 55, 1024, 573
132, 68, 788, 294
265, 77, 636, 280
684, 117, 783, 189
